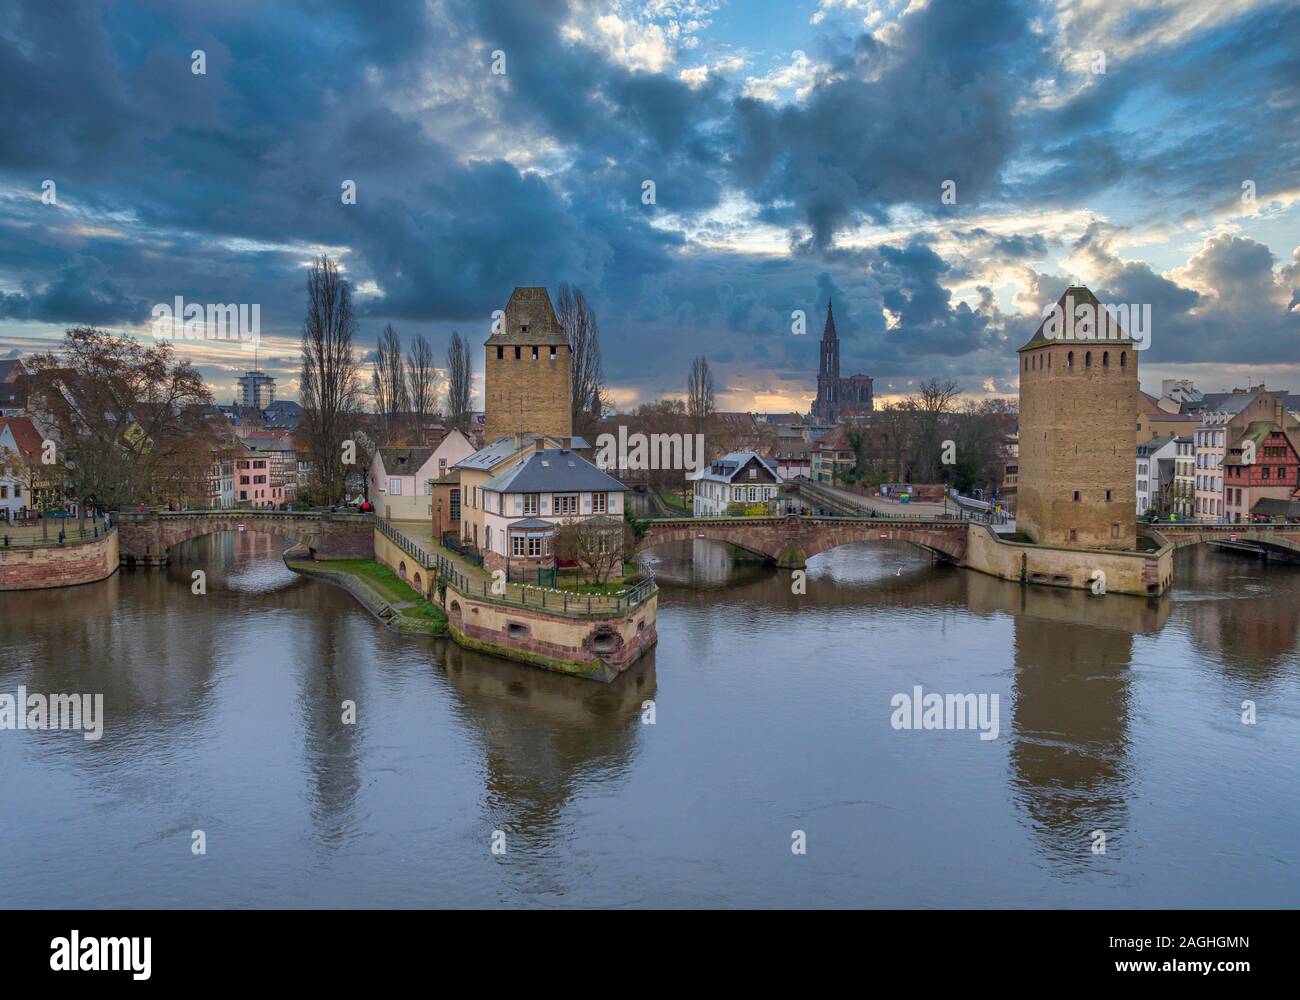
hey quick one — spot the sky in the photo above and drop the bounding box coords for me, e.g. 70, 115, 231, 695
1, 0, 1298, 412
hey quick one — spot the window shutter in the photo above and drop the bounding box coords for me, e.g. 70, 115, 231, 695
541, 495, 550, 515
583, 494, 591, 514
514, 495, 522, 515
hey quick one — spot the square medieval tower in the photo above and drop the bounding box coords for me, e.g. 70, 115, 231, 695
1017, 285, 1138, 550
484, 287, 572, 442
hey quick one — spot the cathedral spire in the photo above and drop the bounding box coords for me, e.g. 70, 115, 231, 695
823, 298, 837, 341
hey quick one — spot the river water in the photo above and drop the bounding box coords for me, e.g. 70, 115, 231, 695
1, 530, 1297, 908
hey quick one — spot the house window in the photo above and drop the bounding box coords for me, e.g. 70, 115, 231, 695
555, 494, 578, 515
512, 535, 525, 556
1111, 523, 1120, 539
528, 536, 542, 557
449, 489, 460, 522
523, 493, 539, 515
424, 481, 433, 496
748, 467, 757, 478
389, 478, 402, 495
592, 492, 607, 513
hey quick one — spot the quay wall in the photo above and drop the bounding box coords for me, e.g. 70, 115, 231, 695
963, 523, 1173, 596
0, 530, 120, 591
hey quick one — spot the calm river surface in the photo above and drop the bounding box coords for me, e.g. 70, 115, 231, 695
2, 531, 1298, 908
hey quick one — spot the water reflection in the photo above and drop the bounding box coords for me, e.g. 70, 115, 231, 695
1, 530, 1298, 906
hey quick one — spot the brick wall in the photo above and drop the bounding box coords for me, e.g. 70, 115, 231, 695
0, 530, 119, 590
1019, 341, 1138, 549
484, 341, 572, 442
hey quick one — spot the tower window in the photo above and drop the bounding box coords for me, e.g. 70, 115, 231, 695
531, 346, 538, 360
1103, 351, 1109, 368
497, 346, 503, 360
514, 346, 521, 360
1085, 351, 1092, 367
1105, 489, 1112, 501
1120, 351, 1127, 368
1067, 351, 1074, 368
550, 345, 557, 359
1073, 491, 1081, 502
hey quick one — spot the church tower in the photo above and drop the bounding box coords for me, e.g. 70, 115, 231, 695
484, 287, 572, 442
813, 300, 840, 422
1017, 285, 1138, 550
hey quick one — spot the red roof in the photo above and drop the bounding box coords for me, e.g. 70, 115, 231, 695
0, 416, 44, 459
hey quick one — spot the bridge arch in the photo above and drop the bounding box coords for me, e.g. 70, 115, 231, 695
638, 514, 968, 569
115, 511, 375, 566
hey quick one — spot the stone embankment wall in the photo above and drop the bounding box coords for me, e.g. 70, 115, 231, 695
0, 530, 120, 591
963, 523, 1173, 596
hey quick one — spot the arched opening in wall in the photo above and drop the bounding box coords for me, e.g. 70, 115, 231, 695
1121, 351, 1127, 368
637, 619, 646, 633
449, 600, 461, 623
1103, 351, 1110, 368
1048, 352, 1052, 368
398, 561, 407, 580
585, 626, 623, 656
413, 572, 422, 591
1085, 351, 1092, 368
1067, 351, 1074, 368
506, 622, 529, 640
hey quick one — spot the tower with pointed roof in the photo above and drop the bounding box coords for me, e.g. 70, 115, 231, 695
1017, 285, 1138, 550
484, 287, 572, 442
812, 299, 872, 422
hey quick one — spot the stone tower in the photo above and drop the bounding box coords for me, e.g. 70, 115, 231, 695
1017, 285, 1138, 550
484, 287, 572, 442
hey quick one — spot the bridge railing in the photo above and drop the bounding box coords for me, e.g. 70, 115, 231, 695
113, 507, 374, 522
431, 550, 657, 617
376, 515, 435, 569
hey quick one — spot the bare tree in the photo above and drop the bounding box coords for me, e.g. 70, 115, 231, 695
906, 377, 961, 484
26, 327, 214, 511
300, 255, 363, 505
445, 331, 472, 431
406, 333, 438, 436
371, 323, 408, 444
556, 283, 606, 434
687, 355, 715, 434
553, 516, 629, 586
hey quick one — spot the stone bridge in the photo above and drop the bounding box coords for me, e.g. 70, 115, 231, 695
114, 509, 375, 566
1145, 522, 1300, 557
640, 514, 968, 568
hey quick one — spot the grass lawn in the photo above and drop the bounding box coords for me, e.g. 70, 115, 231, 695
319, 558, 423, 603
656, 491, 691, 514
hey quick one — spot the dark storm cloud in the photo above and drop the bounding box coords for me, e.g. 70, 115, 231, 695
0, 255, 149, 325
728, 0, 1042, 247
0, 0, 1297, 404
